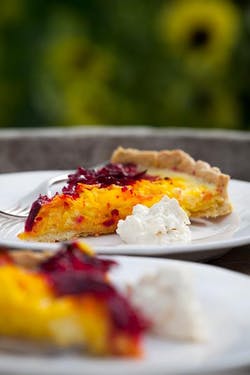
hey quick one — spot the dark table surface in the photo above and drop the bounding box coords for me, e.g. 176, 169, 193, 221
209, 245, 250, 275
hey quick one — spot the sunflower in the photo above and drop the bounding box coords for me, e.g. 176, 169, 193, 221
35, 8, 117, 125
159, 0, 240, 75
0, 0, 26, 26
62, 77, 138, 126
42, 16, 115, 89
40, 7, 115, 88
191, 86, 240, 128
162, 81, 240, 129
61, 78, 115, 125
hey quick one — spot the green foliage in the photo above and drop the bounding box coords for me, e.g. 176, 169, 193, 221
0, 0, 249, 128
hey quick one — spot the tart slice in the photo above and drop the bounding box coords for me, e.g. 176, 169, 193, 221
0, 241, 148, 357
19, 147, 232, 242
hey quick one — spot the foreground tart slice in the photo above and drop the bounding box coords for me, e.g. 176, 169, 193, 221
0, 241, 147, 357
19, 147, 232, 242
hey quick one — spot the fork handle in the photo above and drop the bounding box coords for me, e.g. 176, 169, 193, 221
0, 210, 26, 219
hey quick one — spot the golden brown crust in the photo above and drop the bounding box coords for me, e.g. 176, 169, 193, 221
111, 146, 232, 217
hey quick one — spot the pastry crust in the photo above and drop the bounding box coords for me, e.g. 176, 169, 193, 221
111, 146, 232, 217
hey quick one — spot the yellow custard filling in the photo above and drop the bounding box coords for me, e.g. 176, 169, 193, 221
19, 175, 225, 242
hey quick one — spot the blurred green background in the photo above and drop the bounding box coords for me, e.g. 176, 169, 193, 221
0, 0, 249, 129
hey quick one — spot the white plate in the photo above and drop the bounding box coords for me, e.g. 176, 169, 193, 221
0, 256, 250, 375
0, 171, 249, 260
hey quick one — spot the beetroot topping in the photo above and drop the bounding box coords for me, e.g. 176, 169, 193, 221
102, 208, 120, 227
39, 241, 149, 336
108, 294, 150, 335
48, 270, 148, 335
48, 271, 115, 298
25, 195, 51, 232
0, 251, 13, 266
62, 163, 149, 195
102, 218, 115, 227
111, 209, 119, 216
39, 242, 117, 274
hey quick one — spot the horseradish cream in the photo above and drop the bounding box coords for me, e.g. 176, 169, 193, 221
130, 267, 206, 341
116, 196, 191, 245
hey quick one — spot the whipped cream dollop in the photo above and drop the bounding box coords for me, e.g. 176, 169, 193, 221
129, 267, 207, 341
116, 196, 191, 245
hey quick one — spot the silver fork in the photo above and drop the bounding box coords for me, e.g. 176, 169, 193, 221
0, 172, 70, 220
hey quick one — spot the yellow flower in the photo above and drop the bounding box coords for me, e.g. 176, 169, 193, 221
62, 78, 114, 125
43, 33, 114, 88
159, 0, 240, 75
0, 0, 25, 26
163, 81, 240, 129
61, 76, 136, 126
36, 9, 117, 125
194, 86, 240, 128
39, 39, 116, 125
